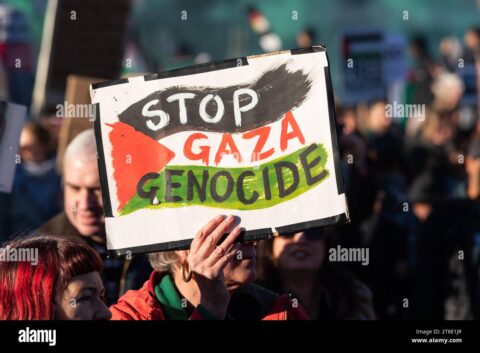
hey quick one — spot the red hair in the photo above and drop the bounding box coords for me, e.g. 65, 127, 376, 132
0, 235, 102, 320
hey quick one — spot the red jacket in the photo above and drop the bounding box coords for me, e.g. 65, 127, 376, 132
110, 271, 308, 320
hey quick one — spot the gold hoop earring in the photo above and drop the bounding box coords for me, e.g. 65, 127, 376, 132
181, 260, 193, 282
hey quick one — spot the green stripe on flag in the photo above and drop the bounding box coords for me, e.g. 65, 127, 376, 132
120, 143, 329, 215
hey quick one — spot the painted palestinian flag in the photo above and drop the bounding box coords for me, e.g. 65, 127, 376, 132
107, 122, 175, 210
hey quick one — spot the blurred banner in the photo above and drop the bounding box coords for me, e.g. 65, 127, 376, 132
342, 30, 407, 105
0, 101, 26, 193
31, 0, 131, 119
55, 74, 104, 172
0, 4, 34, 106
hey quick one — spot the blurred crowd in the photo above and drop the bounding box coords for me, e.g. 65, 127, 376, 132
334, 26, 480, 320
1, 18, 480, 320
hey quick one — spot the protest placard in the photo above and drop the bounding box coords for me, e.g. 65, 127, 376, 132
31, 0, 130, 118
56, 75, 103, 172
343, 30, 385, 105
0, 101, 26, 193
342, 30, 407, 105
91, 46, 349, 256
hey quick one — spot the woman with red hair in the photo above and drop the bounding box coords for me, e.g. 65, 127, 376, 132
0, 235, 111, 320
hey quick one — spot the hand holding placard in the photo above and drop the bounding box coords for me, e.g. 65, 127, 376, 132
180, 215, 241, 319
91, 47, 349, 256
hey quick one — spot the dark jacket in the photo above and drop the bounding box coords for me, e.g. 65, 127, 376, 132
0, 161, 61, 241
414, 199, 480, 319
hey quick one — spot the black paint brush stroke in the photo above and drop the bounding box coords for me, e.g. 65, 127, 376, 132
118, 63, 312, 140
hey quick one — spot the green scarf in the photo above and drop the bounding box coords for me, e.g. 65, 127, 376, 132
154, 274, 189, 320
154, 274, 218, 320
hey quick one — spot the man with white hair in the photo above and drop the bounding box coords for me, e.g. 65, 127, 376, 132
61, 129, 103, 238
39, 129, 150, 305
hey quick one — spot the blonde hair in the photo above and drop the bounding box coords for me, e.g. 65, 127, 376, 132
148, 251, 180, 272
431, 72, 463, 102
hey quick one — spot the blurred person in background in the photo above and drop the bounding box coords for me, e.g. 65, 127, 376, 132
296, 27, 317, 48
111, 215, 308, 320
414, 138, 480, 319
38, 129, 150, 305
463, 26, 480, 62
405, 109, 460, 197
0, 235, 111, 320
439, 36, 463, 73
335, 105, 375, 280
360, 178, 416, 320
337, 105, 372, 223
408, 35, 438, 106
356, 100, 415, 319
462, 27, 480, 132
429, 73, 468, 157
405, 73, 466, 199
364, 100, 406, 215
431, 72, 464, 114
256, 227, 376, 320
405, 73, 464, 183
365, 101, 404, 173
0, 121, 61, 242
